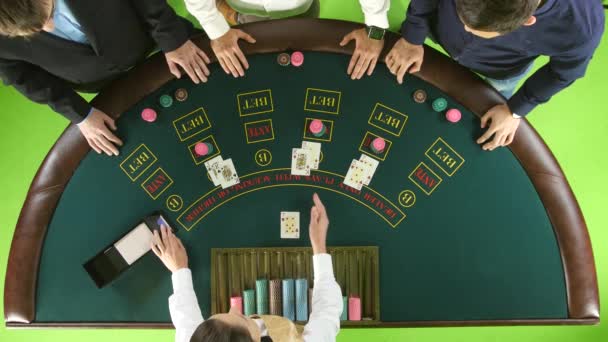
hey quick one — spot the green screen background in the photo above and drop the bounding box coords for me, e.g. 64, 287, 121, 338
1, 1, 606, 341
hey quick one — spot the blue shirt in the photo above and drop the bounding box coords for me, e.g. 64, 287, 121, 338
49, 0, 89, 44
401, 0, 605, 116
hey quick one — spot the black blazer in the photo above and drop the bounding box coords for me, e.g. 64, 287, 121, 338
0, 0, 193, 122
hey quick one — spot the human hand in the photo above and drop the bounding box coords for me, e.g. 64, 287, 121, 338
210, 29, 256, 78
309, 193, 330, 255
77, 109, 123, 156
385, 38, 424, 84
165, 40, 211, 84
340, 28, 384, 80
476, 104, 521, 151
151, 225, 188, 273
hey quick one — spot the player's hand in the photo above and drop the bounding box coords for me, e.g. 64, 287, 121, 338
151, 225, 188, 273
165, 40, 211, 84
309, 193, 330, 255
77, 109, 123, 156
340, 28, 384, 80
385, 38, 424, 84
210, 29, 256, 78
476, 104, 521, 151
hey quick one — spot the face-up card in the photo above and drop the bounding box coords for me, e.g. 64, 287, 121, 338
302, 141, 321, 170
291, 148, 311, 176
280, 211, 300, 239
219, 158, 240, 189
358, 154, 379, 185
204, 155, 224, 186
344, 159, 368, 190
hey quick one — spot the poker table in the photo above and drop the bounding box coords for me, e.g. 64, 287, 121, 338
4, 19, 599, 328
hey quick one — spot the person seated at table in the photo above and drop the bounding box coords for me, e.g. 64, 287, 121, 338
0, 0, 210, 157
151, 193, 343, 342
183, 0, 391, 80
385, 0, 604, 151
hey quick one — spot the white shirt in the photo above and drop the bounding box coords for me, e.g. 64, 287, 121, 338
169, 253, 343, 342
184, 0, 391, 40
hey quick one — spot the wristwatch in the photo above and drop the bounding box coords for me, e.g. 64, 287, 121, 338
365, 25, 386, 40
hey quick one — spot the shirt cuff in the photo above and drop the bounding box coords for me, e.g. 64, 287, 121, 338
76, 107, 95, 126
313, 253, 335, 280
507, 92, 536, 117
364, 13, 389, 29
172, 268, 194, 293
200, 12, 231, 40
400, 20, 428, 45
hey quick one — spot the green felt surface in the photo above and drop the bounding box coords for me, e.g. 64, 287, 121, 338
1, 1, 607, 341
35, 52, 565, 323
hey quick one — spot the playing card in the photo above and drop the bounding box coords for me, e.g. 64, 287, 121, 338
204, 155, 224, 186
280, 211, 300, 239
343, 159, 368, 190
302, 141, 321, 170
359, 154, 379, 185
291, 148, 311, 176
219, 158, 240, 189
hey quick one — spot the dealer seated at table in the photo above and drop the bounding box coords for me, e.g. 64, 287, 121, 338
0, 0, 210, 157
151, 193, 343, 342
385, 0, 604, 151
184, 0, 392, 80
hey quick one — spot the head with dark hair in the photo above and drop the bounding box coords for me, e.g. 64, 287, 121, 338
190, 307, 259, 342
455, 0, 541, 38
0, 0, 54, 37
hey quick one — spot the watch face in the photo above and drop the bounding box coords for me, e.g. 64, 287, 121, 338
367, 26, 385, 40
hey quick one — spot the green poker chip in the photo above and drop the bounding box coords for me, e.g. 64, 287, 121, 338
159, 94, 173, 108
432, 98, 448, 112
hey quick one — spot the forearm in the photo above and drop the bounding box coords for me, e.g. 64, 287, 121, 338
359, 0, 390, 29
184, 0, 230, 40
169, 268, 204, 342
400, 0, 439, 45
131, 0, 191, 52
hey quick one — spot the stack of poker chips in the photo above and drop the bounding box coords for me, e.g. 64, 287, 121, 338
370, 137, 386, 155
309, 119, 326, 137
243, 289, 256, 316
255, 279, 269, 315
341, 296, 348, 320
295, 278, 309, 321
282, 279, 295, 320
230, 296, 243, 314
269, 279, 282, 316
348, 296, 362, 321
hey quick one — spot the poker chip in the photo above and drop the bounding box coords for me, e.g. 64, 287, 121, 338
370, 137, 386, 154
175, 88, 188, 102
432, 97, 448, 112
159, 94, 173, 108
309, 119, 325, 137
446, 108, 462, 123
194, 142, 212, 156
277, 53, 290, 66
291, 51, 304, 67
413, 89, 427, 103
140, 108, 157, 122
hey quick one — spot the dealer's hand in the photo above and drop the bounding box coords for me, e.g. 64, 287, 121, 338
165, 40, 211, 84
477, 104, 521, 151
340, 28, 384, 80
77, 109, 123, 156
211, 29, 256, 78
309, 193, 330, 255
151, 225, 188, 273
385, 38, 424, 84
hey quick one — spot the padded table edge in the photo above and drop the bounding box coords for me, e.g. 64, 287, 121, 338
3, 18, 599, 326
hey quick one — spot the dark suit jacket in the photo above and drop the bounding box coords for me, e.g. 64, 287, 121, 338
0, 0, 193, 122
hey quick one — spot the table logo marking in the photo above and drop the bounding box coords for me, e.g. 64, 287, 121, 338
188, 135, 221, 165
368, 103, 408, 137
237, 90, 274, 117
358, 131, 393, 161
304, 88, 341, 115
119, 144, 158, 181
255, 149, 273, 167
177, 168, 405, 231
302, 118, 334, 142
425, 137, 465, 177
166, 194, 184, 212
173, 108, 212, 142
141, 167, 174, 200
244, 119, 275, 144
408, 162, 442, 195
398, 190, 416, 208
